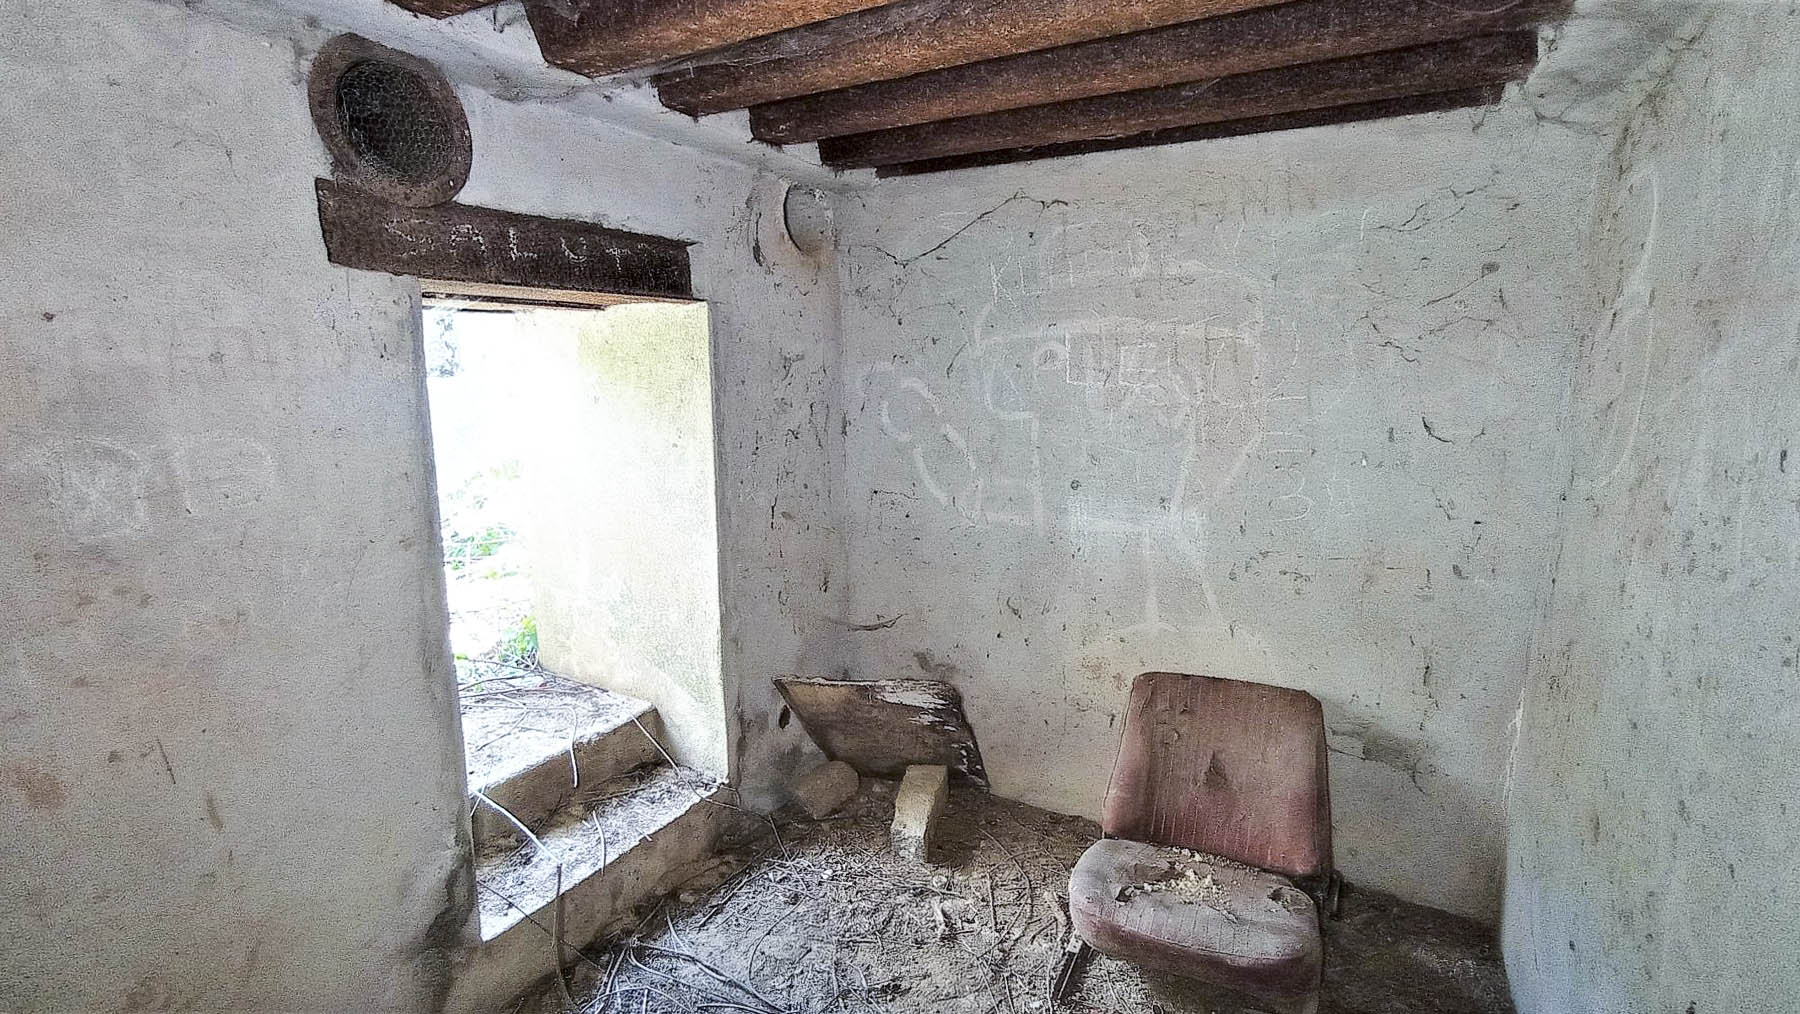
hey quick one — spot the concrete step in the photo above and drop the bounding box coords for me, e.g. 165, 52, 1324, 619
460, 671, 665, 844
447, 764, 725, 1014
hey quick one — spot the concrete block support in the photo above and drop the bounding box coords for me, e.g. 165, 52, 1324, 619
891, 765, 949, 863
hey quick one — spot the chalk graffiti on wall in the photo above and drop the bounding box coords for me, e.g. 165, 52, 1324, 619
15, 432, 281, 543
858, 287, 1325, 637
1586, 166, 1661, 493
848, 193, 1395, 641
36, 435, 151, 541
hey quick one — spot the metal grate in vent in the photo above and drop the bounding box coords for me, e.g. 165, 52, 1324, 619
309, 34, 472, 207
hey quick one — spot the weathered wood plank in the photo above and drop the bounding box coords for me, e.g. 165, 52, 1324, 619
652, 0, 1292, 116
523, 0, 901, 77
314, 178, 694, 301
820, 33, 1537, 168
751, 0, 1565, 144
877, 85, 1506, 176
774, 677, 989, 785
385, 0, 499, 16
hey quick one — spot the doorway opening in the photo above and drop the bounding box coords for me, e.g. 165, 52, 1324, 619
421, 290, 728, 799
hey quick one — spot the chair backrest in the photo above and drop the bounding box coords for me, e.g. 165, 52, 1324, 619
1101, 672, 1332, 879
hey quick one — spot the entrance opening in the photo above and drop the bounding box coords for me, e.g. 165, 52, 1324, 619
421, 292, 727, 797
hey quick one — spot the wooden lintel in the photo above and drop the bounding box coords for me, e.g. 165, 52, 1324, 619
750, 0, 1565, 144
876, 85, 1508, 177
651, 0, 1292, 116
523, 0, 901, 78
314, 179, 694, 301
820, 33, 1538, 169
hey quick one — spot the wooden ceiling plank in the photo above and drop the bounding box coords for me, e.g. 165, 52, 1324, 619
652, 0, 1294, 116
751, 0, 1566, 145
819, 32, 1538, 168
876, 85, 1507, 177
385, 0, 500, 16
522, 0, 901, 78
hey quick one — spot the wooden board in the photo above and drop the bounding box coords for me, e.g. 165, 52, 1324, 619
877, 85, 1507, 176
776, 677, 988, 786
748, 0, 1564, 144
818, 33, 1536, 168
314, 179, 694, 301
523, 0, 902, 77
651, 0, 1291, 116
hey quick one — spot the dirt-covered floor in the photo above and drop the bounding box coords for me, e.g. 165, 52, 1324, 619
513, 782, 1514, 1014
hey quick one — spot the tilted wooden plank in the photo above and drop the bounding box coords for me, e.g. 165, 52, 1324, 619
876, 85, 1507, 176
750, 0, 1565, 144
314, 179, 694, 301
523, 0, 902, 77
651, 0, 1293, 116
774, 676, 989, 785
819, 32, 1538, 168
385, 0, 499, 16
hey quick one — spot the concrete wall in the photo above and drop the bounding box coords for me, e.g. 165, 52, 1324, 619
836, 94, 1604, 920
0, 4, 471, 1009
0, 1, 845, 1009
1503, 6, 1800, 1011
521, 302, 731, 779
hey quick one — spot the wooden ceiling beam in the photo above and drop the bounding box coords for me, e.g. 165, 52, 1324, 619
819, 32, 1538, 169
385, 0, 500, 16
876, 85, 1506, 176
750, 0, 1564, 145
651, 0, 1293, 117
521, 0, 902, 77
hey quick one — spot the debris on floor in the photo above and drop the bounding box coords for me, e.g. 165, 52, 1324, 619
510, 783, 1515, 1014
476, 764, 719, 937
1118, 849, 1260, 901
460, 669, 647, 788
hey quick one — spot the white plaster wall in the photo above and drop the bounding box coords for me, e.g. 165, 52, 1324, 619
1503, 6, 1800, 1011
520, 303, 731, 779
0, 0, 847, 1009
836, 94, 1605, 920
0, 4, 472, 1009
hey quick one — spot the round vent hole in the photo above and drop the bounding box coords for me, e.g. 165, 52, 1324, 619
309, 34, 472, 207
336, 60, 456, 186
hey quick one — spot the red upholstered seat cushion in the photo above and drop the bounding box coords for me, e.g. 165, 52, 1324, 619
1070, 839, 1321, 1001
1101, 672, 1332, 880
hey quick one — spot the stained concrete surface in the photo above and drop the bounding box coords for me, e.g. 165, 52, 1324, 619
1502, 7, 1800, 1013
515, 784, 1513, 1014
0, 1, 846, 1009
0, 4, 472, 1010
517, 301, 730, 780
475, 764, 715, 937
462, 669, 649, 789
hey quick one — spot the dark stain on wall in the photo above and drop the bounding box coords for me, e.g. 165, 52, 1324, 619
6, 765, 69, 811
419, 829, 475, 1014
912, 650, 962, 678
